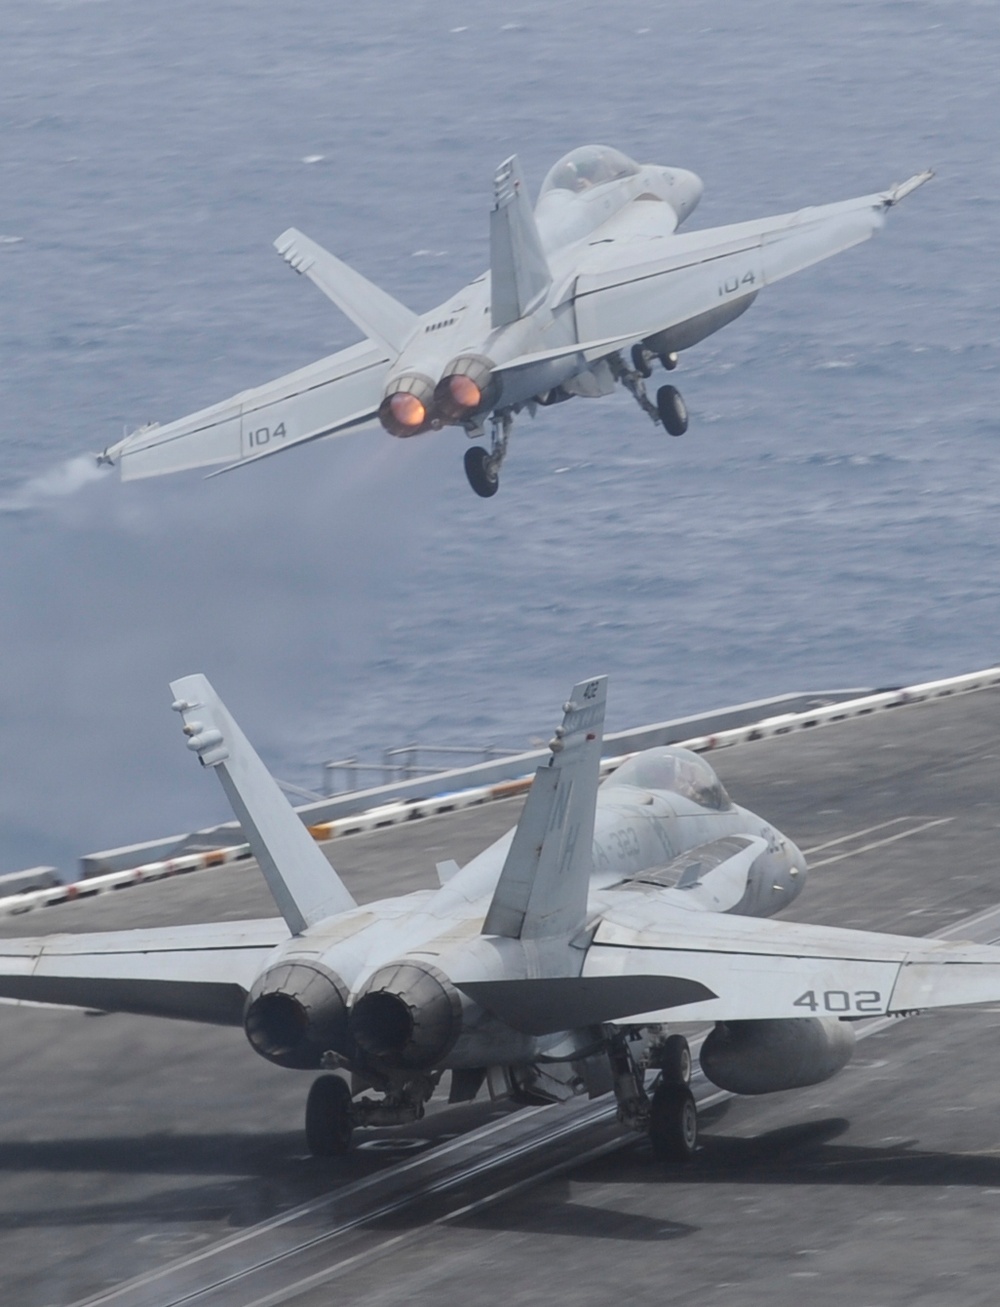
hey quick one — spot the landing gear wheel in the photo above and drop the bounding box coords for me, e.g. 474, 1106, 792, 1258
305, 1074, 353, 1157
655, 1034, 692, 1085
656, 384, 688, 436
648, 1083, 698, 1163
630, 343, 653, 378
659, 351, 678, 371
464, 446, 499, 498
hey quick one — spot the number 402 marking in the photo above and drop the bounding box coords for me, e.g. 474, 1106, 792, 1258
793, 989, 882, 1014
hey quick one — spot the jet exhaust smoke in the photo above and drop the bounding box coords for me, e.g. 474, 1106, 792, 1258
0, 455, 109, 515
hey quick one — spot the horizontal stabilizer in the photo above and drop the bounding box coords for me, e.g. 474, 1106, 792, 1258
0, 920, 286, 1023
457, 974, 715, 1035
482, 676, 607, 940
492, 331, 640, 379
275, 228, 418, 355
170, 674, 356, 935
490, 155, 553, 329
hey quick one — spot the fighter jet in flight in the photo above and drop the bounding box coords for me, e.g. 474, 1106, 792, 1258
98, 146, 932, 497
4, 671, 1000, 1161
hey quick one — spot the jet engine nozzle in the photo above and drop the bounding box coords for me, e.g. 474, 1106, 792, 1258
243, 960, 349, 1069
350, 961, 462, 1069
378, 372, 437, 438
433, 355, 499, 423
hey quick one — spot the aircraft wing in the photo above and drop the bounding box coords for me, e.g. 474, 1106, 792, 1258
0, 919, 287, 1024
572, 173, 933, 347
102, 340, 393, 481
458, 900, 1000, 1034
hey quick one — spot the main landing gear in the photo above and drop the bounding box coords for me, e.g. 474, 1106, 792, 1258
612, 348, 689, 436
608, 1030, 697, 1163
464, 411, 512, 498
305, 1074, 353, 1157
304, 1070, 438, 1158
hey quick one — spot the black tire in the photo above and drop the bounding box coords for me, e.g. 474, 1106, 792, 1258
655, 1034, 692, 1086
656, 384, 688, 436
464, 446, 500, 498
648, 1083, 698, 1163
305, 1074, 353, 1157
630, 343, 653, 378
659, 350, 678, 371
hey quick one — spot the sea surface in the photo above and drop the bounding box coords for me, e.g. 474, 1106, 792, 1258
1, 0, 997, 877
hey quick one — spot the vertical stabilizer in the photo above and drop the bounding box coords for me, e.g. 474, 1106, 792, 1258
482, 676, 607, 940
274, 228, 417, 356
490, 155, 553, 329
170, 675, 357, 935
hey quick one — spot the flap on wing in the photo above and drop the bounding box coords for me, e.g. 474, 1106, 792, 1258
110, 341, 391, 481
0, 919, 286, 1024
584, 907, 1000, 1025
573, 178, 931, 348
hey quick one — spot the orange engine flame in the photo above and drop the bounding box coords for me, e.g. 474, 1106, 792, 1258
389, 392, 427, 429
447, 375, 482, 412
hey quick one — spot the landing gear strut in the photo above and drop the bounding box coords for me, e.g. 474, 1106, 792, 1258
464, 411, 512, 498
306, 1068, 439, 1156
611, 350, 688, 435
607, 1030, 697, 1163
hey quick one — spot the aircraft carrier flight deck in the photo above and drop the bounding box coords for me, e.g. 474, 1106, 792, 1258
2, 684, 999, 1307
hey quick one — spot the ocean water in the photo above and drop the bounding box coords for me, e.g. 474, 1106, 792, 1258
1, 0, 997, 876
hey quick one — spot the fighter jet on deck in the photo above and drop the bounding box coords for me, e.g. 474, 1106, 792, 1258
4, 673, 1000, 1162
98, 146, 932, 497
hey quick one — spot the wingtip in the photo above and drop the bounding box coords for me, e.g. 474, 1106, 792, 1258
885, 170, 935, 206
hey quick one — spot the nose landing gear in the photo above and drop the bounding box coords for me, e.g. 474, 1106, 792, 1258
464, 410, 512, 498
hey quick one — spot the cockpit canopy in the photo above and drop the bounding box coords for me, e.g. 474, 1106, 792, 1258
539, 145, 641, 197
606, 746, 732, 812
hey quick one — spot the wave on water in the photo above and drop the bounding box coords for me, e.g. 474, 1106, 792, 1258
0, 454, 110, 515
